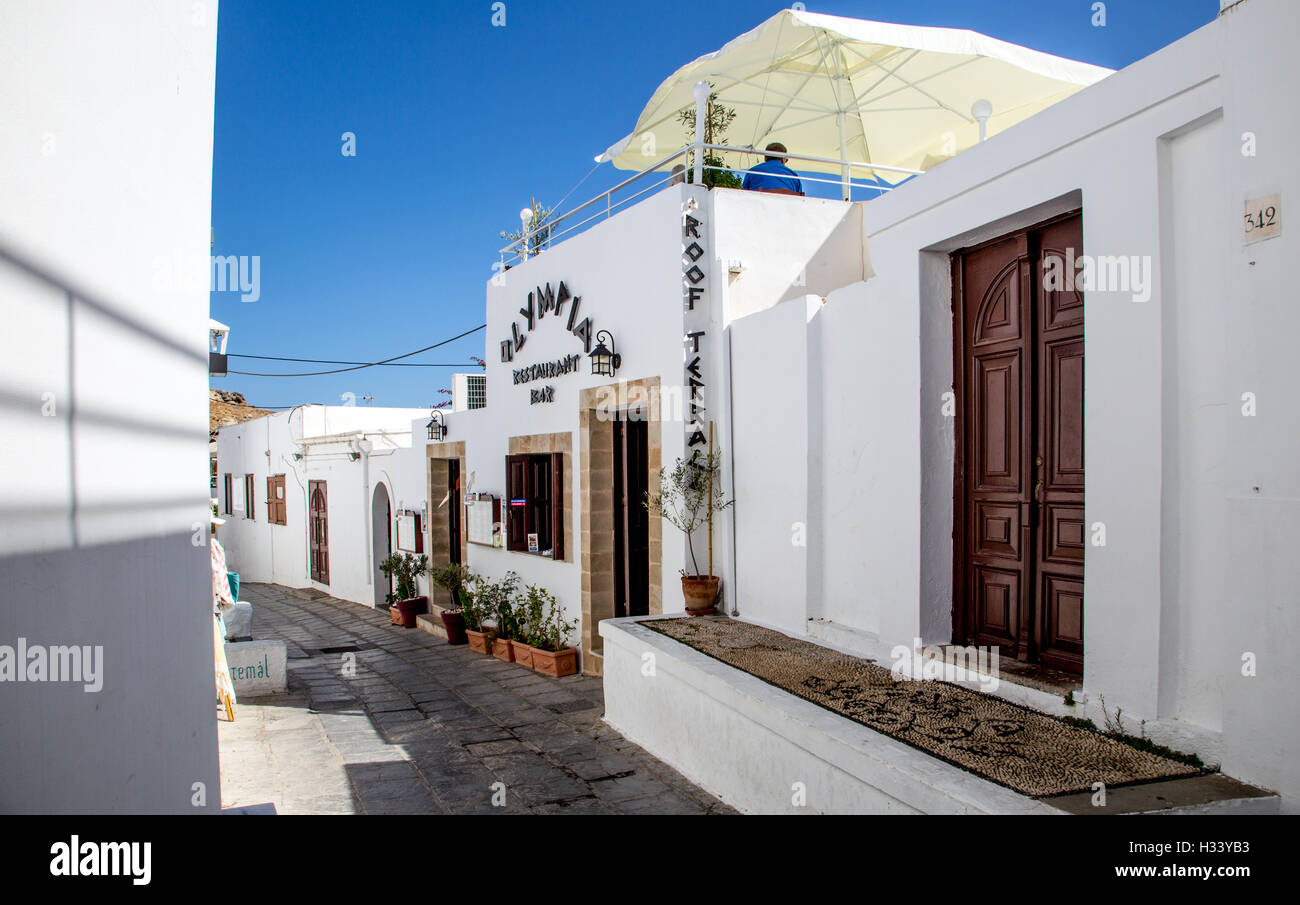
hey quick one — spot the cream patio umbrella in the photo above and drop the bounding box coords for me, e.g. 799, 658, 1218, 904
597, 9, 1112, 195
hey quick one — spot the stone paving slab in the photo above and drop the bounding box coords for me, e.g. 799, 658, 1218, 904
218, 582, 734, 815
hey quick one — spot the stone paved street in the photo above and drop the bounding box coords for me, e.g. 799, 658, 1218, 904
218, 583, 735, 815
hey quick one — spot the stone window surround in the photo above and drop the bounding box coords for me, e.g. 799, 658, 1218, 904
505, 432, 573, 564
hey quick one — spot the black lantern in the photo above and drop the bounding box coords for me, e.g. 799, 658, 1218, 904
427, 409, 446, 442
590, 329, 621, 377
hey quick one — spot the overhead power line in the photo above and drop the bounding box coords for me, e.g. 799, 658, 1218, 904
228, 324, 486, 377
230, 354, 473, 368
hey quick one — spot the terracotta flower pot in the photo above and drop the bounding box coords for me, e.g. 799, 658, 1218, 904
465, 628, 492, 654
681, 576, 720, 615
390, 595, 428, 628
491, 637, 516, 662
530, 646, 578, 678
510, 640, 534, 669
440, 610, 468, 645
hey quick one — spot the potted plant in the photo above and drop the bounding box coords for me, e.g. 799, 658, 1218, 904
646, 447, 733, 614
462, 581, 491, 654
428, 561, 472, 645
526, 587, 579, 678
512, 584, 551, 670
467, 572, 521, 660
379, 552, 428, 627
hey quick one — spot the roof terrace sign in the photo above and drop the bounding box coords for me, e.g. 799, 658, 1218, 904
499, 281, 592, 363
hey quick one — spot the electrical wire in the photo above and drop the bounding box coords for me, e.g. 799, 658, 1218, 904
230, 354, 473, 367
227, 324, 486, 377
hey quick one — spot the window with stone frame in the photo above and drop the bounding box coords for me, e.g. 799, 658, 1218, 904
505, 453, 563, 558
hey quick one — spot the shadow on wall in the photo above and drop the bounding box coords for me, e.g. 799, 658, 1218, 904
0, 240, 219, 813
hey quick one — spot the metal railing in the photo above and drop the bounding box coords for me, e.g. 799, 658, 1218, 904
498, 143, 925, 267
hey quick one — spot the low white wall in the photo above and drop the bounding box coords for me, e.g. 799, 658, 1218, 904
602, 618, 1057, 814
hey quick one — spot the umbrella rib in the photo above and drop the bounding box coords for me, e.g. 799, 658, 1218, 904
753, 72, 826, 142
843, 47, 982, 122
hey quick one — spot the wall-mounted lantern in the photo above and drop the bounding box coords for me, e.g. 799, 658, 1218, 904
427, 409, 447, 442
590, 330, 621, 377
209, 318, 230, 377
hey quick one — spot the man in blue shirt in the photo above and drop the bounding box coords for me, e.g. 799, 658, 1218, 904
741, 142, 803, 195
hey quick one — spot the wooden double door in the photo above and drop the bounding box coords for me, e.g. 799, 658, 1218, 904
952, 212, 1084, 675
309, 479, 329, 585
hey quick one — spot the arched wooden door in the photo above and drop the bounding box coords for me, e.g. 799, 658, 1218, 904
309, 480, 329, 585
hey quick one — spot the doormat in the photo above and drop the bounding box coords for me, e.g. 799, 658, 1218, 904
643, 617, 1201, 799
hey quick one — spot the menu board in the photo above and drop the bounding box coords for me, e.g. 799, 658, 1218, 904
396, 512, 423, 553
466, 496, 501, 547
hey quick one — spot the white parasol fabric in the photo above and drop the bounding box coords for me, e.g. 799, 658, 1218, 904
597, 9, 1112, 182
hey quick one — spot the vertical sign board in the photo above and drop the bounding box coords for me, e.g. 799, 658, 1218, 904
683, 202, 710, 452
681, 194, 715, 592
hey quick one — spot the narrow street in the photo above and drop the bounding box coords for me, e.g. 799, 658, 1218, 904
219, 583, 734, 815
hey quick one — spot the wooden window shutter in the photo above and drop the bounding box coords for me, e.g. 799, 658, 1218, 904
506, 454, 529, 551
245, 474, 255, 520
223, 474, 232, 515
275, 475, 287, 525
550, 452, 564, 561
266, 474, 287, 525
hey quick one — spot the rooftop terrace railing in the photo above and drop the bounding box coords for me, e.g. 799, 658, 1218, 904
498, 143, 925, 267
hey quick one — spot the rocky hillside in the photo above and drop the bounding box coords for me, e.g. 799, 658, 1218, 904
210, 388, 272, 436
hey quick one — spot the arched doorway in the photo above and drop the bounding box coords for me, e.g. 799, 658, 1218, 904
372, 483, 392, 608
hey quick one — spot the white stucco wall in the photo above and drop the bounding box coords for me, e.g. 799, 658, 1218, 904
724, 0, 1300, 808
461, 187, 695, 641
216, 405, 430, 608
0, 0, 221, 812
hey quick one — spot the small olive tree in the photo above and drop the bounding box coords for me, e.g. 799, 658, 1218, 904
500, 196, 554, 256
645, 448, 732, 577
677, 86, 742, 189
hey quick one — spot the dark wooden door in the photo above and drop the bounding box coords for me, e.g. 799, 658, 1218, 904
309, 479, 329, 585
953, 212, 1084, 674
1032, 216, 1085, 673
448, 460, 462, 565
613, 413, 649, 618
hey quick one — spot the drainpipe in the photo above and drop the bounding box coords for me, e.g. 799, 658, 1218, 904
266, 417, 274, 577
692, 81, 709, 186
355, 437, 374, 591
722, 325, 740, 617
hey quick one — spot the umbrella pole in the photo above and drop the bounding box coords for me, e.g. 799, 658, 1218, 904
692, 81, 709, 186
837, 111, 850, 201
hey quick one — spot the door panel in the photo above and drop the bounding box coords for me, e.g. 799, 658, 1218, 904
1033, 217, 1085, 673
955, 212, 1084, 675
309, 479, 329, 585
959, 235, 1031, 657
448, 460, 462, 565
613, 414, 650, 618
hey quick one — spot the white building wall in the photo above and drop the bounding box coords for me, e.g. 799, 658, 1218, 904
0, 0, 221, 812
216, 406, 429, 608
725, 0, 1300, 809
464, 187, 694, 637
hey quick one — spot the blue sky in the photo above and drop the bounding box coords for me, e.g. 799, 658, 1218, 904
210, 0, 1218, 410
